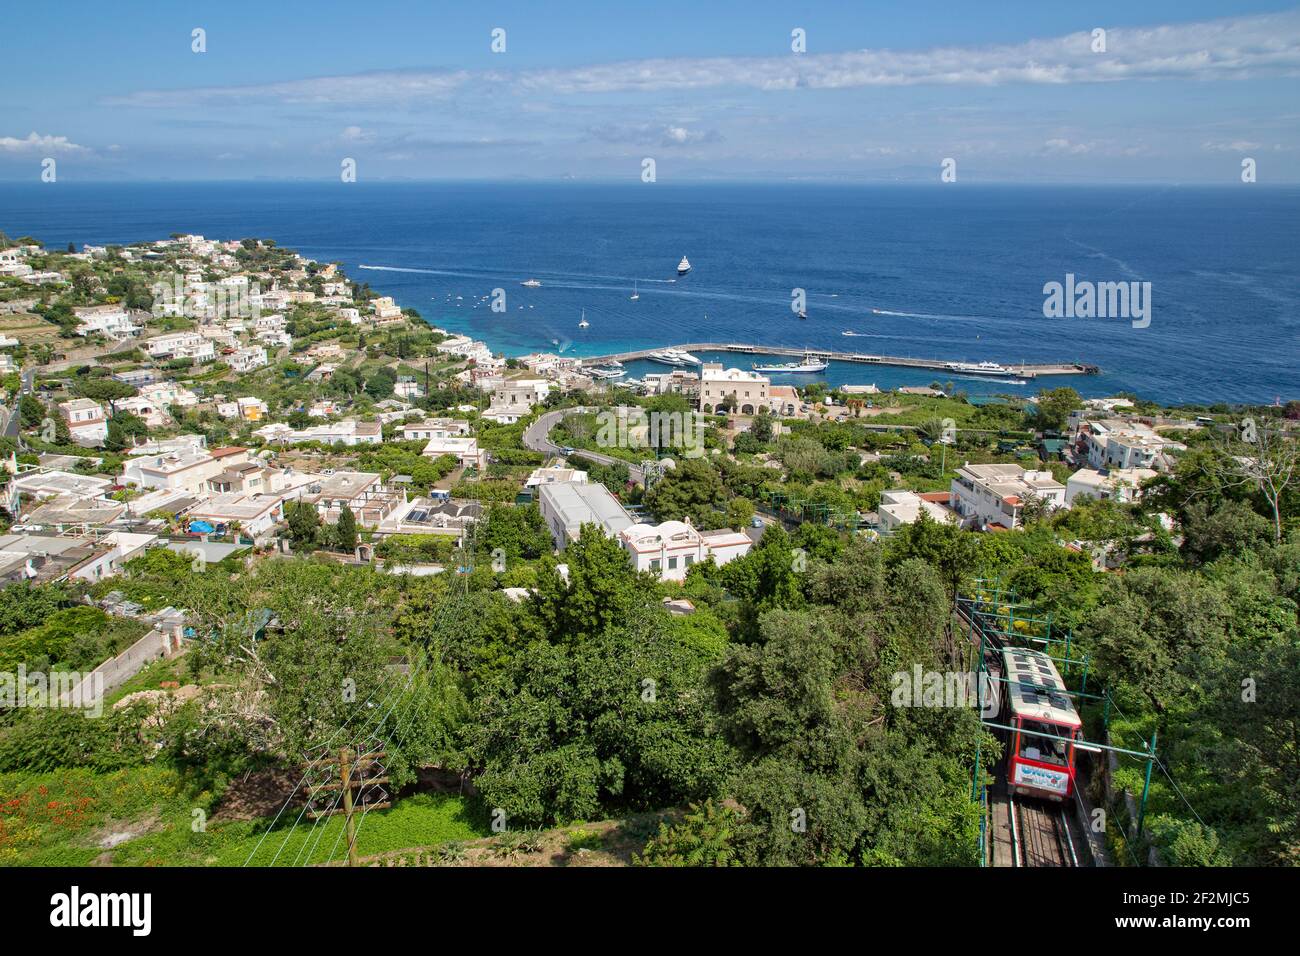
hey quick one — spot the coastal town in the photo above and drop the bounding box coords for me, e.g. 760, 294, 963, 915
0, 232, 1234, 588
1, 228, 1296, 874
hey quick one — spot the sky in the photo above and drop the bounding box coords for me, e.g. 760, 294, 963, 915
2, 0, 1299, 183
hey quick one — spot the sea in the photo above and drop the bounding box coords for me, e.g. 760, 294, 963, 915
1, 181, 1297, 406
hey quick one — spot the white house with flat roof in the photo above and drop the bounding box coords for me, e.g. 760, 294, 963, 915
619, 518, 752, 582
227, 346, 268, 373
877, 490, 961, 534
422, 435, 486, 470
57, 399, 109, 446
1077, 419, 1185, 472
950, 463, 1067, 531
74, 305, 140, 340
186, 493, 284, 542
537, 480, 634, 550
402, 419, 471, 441
1065, 467, 1158, 506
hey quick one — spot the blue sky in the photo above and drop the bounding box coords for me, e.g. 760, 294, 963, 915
3, 0, 1299, 182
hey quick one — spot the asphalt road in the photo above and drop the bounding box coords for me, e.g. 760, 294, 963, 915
523, 406, 647, 484
1, 369, 34, 440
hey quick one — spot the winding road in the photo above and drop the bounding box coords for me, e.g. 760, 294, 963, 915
523, 406, 647, 485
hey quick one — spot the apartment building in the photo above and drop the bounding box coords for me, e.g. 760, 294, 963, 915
950, 463, 1067, 530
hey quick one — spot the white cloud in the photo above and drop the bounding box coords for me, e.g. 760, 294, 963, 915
0, 131, 89, 154
107, 11, 1300, 108
1044, 138, 1093, 154
1202, 139, 1262, 152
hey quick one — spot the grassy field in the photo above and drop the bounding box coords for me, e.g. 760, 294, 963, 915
0, 313, 61, 344
0, 764, 490, 867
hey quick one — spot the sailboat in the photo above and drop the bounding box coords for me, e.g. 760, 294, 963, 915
630, 280, 639, 301
578, 309, 589, 329
677, 256, 691, 275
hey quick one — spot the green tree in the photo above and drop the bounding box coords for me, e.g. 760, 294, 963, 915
1032, 387, 1081, 433
334, 504, 358, 553
284, 500, 321, 551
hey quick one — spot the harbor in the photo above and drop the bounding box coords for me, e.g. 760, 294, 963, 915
576, 343, 1100, 379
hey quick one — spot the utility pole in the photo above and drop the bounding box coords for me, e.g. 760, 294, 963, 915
339, 748, 358, 868
306, 746, 390, 866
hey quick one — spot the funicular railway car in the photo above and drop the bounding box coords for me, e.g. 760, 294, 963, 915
1001, 646, 1081, 801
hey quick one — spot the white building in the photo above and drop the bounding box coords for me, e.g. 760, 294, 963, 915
371, 296, 402, 319
253, 419, 382, 446
537, 480, 634, 550
1077, 419, 1185, 472
145, 331, 216, 364
123, 447, 249, 494
74, 305, 140, 340
57, 399, 109, 446
1065, 467, 1158, 506
227, 346, 269, 373
950, 463, 1067, 531
422, 435, 486, 470
401, 419, 471, 441
111, 395, 168, 429
484, 378, 550, 423
619, 518, 752, 582
877, 490, 961, 534
525, 466, 588, 488
699, 364, 769, 415
185, 493, 284, 542
216, 396, 269, 422
140, 381, 199, 409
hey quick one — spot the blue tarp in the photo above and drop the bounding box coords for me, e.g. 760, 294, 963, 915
188, 520, 215, 533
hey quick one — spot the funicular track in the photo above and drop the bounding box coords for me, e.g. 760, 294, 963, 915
1010, 794, 1078, 867
958, 594, 1080, 868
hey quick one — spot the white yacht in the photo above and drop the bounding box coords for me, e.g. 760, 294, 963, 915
578, 309, 589, 329
676, 256, 691, 276
647, 348, 700, 366
521, 278, 542, 287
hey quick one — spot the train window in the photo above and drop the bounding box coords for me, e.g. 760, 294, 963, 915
1019, 720, 1069, 766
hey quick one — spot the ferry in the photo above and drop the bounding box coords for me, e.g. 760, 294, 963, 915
753, 353, 828, 374
587, 365, 626, 380
521, 278, 543, 287
677, 256, 691, 276
945, 360, 1011, 377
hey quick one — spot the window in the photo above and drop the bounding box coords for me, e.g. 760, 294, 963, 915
668, 556, 678, 570
650, 558, 661, 571
1018, 720, 1072, 766
684, 554, 694, 566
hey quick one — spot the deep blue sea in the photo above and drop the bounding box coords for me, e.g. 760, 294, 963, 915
1, 182, 1296, 405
